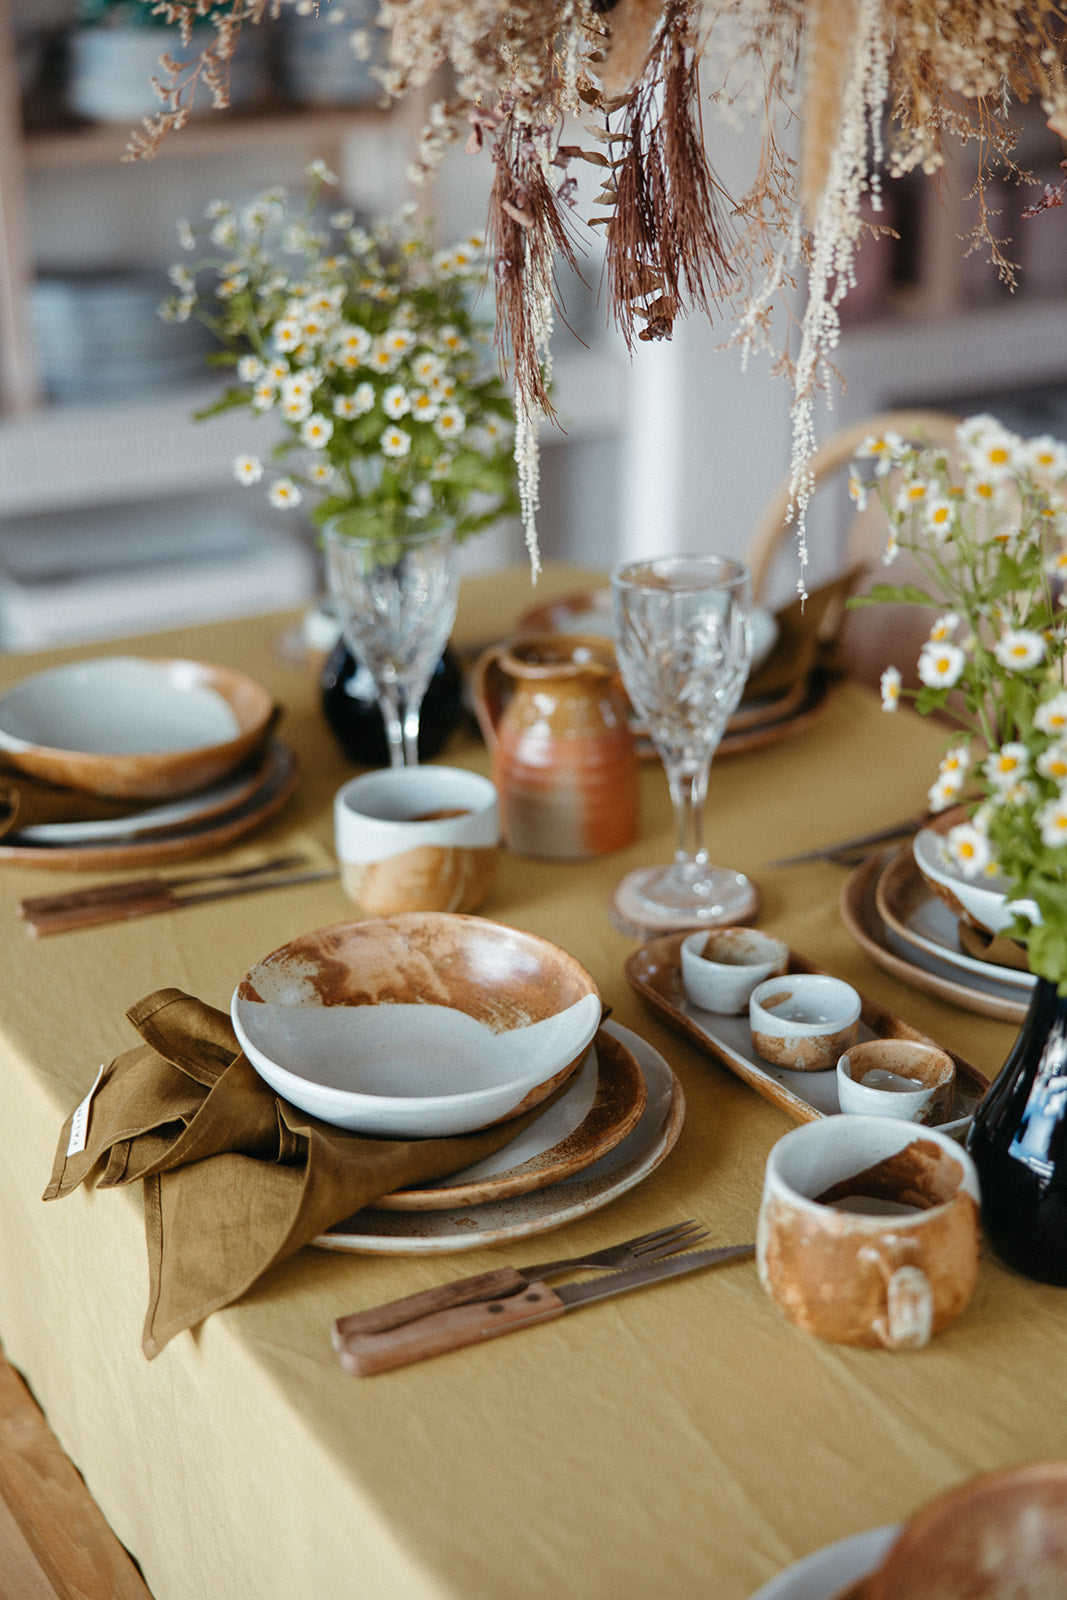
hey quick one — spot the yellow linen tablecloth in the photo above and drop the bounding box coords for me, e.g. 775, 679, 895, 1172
0, 565, 1052, 1600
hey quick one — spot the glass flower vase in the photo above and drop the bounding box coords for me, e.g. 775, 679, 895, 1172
966, 975, 1067, 1285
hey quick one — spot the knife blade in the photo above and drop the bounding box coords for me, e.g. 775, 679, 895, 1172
334, 1244, 755, 1376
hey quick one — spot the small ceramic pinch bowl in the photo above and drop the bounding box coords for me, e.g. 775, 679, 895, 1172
837, 1038, 956, 1125
681, 927, 789, 1015
749, 974, 861, 1072
231, 913, 603, 1137
0, 655, 275, 799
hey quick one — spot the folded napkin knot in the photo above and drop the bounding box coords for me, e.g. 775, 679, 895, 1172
45, 988, 566, 1359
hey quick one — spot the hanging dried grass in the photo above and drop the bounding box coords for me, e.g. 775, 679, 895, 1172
601, 0, 735, 349
799, 0, 858, 218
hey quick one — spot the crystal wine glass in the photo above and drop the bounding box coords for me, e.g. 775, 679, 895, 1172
610, 554, 755, 934
322, 517, 460, 768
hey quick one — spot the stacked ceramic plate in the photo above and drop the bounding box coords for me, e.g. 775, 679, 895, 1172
230, 914, 686, 1254
31, 270, 216, 402
0, 655, 297, 869
839, 840, 1033, 1023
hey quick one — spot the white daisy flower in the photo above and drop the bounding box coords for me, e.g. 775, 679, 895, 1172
939, 745, 971, 779
923, 498, 954, 540
882, 528, 900, 566
945, 822, 992, 878
994, 628, 1046, 672
307, 461, 336, 486
437, 325, 467, 355
433, 404, 465, 440
1038, 745, 1067, 783
847, 471, 868, 511
307, 159, 338, 185
300, 413, 334, 449
917, 641, 966, 689
1025, 435, 1067, 482
216, 275, 247, 300
233, 454, 263, 485
368, 342, 399, 373
237, 355, 263, 383
383, 327, 416, 359
984, 742, 1030, 789
412, 351, 445, 385
383, 384, 410, 419
381, 426, 411, 458
210, 218, 239, 249
273, 319, 302, 353
1035, 693, 1067, 736
281, 393, 312, 422
268, 478, 302, 508
176, 218, 195, 251
927, 774, 962, 813
1037, 795, 1067, 850
929, 612, 961, 642
353, 381, 376, 413
895, 478, 931, 514
857, 431, 905, 477
408, 390, 439, 421
168, 264, 195, 291
251, 380, 276, 411
880, 665, 901, 712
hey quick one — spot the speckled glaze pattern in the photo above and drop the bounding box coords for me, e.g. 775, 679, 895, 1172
471, 632, 639, 860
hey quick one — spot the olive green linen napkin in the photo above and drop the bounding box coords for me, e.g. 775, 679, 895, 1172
45, 988, 566, 1358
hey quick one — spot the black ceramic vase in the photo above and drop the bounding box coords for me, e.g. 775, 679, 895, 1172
967, 974, 1067, 1284
320, 639, 465, 768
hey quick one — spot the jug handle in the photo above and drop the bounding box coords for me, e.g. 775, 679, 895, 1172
469, 644, 511, 752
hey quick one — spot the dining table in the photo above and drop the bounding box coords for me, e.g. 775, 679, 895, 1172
0, 560, 1058, 1600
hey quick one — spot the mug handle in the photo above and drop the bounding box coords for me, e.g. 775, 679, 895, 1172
873, 1264, 934, 1351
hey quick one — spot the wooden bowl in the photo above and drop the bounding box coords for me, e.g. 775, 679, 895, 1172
231, 914, 602, 1137
0, 656, 275, 799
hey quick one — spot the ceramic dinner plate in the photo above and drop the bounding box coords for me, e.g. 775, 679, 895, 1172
875, 847, 1034, 994
840, 852, 1029, 1024
746, 1525, 898, 1600
13, 743, 277, 844
312, 1020, 683, 1253
374, 1028, 648, 1209
0, 740, 299, 870
624, 933, 987, 1132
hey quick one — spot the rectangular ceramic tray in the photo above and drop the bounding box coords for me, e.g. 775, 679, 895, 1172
624, 933, 989, 1133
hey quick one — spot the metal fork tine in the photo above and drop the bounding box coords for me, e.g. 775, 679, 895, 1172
614, 1221, 701, 1252
634, 1226, 708, 1261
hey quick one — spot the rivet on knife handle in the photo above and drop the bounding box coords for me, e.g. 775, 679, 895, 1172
336, 1284, 568, 1376
333, 1267, 529, 1339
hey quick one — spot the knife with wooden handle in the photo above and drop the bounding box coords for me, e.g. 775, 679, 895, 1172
335, 1244, 754, 1376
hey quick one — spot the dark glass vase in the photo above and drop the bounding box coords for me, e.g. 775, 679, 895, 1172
320, 639, 465, 768
966, 975, 1067, 1284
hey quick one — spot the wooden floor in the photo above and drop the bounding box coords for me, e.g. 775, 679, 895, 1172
0, 1345, 153, 1600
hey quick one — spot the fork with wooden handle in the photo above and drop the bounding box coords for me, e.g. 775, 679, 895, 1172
332, 1220, 707, 1341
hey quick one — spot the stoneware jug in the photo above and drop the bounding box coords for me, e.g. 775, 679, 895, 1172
471, 632, 639, 859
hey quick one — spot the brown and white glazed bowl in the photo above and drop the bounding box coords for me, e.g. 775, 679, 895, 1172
837, 1039, 956, 1126
757, 1115, 981, 1350
749, 973, 862, 1071
0, 655, 275, 798
231, 914, 602, 1137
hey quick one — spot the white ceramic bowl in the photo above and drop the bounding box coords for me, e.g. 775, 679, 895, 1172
912, 826, 1039, 937
680, 927, 789, 1015
749, 974, 862, 1072
0, 655, 275, 798
231, 914, 602, 1137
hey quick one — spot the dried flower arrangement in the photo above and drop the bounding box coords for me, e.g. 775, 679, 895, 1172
126, 1, 1067, 579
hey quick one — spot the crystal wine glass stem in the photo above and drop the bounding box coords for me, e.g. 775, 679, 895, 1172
664, 756, 712, 874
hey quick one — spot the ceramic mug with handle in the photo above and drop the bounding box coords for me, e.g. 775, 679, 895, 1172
757, 1115, 981, 1350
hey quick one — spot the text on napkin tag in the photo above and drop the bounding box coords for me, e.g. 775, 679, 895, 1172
67, 1064, 106, 1157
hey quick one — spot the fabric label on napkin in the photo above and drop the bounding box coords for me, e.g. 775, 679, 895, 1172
66, 1063, 106, 1157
